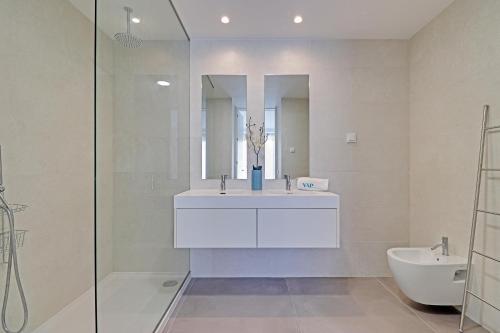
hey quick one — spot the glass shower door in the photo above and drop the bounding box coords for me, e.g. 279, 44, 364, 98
95, 1, 190, 332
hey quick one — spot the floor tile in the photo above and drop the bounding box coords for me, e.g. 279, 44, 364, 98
165, 277, 491, 333
297, 317, 379, 333
286, 277, 388, 298
377, 277, 489, 333
352, 288, 418, 318
176, 295, 295, 318
297, 314, 435, 333
168, 317, 299, 333
187, 278, 288, 295
369, 313, 435, 333
286, 277, 354, 295
291, 295, 365, 317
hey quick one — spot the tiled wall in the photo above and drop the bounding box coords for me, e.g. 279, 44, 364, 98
96, 30, 115, 280
111, 41, 191, 273
189, 39, 410, 277
409, 0, 500, 330
0, 0, 95, 329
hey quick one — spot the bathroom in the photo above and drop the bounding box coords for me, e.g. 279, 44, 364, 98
0, 0, 499, 332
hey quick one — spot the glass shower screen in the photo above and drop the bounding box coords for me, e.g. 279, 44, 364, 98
95, 1, 190, 332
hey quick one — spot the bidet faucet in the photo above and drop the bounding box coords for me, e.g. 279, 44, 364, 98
284, 175, 292, 192
220, 174, 228, 193
431, 236, 449, 256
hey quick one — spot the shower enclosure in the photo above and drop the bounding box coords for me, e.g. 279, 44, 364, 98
95, 0, 190, 332
1, 0, 190, 332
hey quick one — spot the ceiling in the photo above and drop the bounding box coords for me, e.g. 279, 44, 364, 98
69, 0, 455, 41
173, 0, 454, 40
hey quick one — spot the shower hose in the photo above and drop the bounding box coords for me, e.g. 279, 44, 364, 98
0, 191, 28, 333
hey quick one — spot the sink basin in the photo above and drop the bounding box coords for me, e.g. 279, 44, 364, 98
174, 189, 339, 209
264, 190, 295, 195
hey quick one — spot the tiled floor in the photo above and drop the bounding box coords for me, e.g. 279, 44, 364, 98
165, 277, 489, 333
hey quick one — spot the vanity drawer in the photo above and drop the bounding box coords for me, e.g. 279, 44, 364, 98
176, 209, 257, 248
257, 209, 338, 248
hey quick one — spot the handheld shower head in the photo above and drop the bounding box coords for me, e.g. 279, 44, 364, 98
0, 146, 29, 333
114, 7, 143, 48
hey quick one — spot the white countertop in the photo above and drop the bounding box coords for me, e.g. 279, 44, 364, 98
174, 189, 339, 209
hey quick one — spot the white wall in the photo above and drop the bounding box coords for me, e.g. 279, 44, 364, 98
409, 0, 500, 330
189, 39, 409, 277
0, 0, 95, 330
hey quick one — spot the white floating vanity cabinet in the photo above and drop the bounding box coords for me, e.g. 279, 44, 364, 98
174, 190, 340, 249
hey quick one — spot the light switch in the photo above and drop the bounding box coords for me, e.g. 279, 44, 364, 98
289, 147, 296, 153
346, 132, 357, 144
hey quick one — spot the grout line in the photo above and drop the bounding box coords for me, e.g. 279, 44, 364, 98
376, 278, 439, 333
284, 278, 303, 333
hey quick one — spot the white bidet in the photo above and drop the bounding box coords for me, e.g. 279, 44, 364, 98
387, 247, 467, 305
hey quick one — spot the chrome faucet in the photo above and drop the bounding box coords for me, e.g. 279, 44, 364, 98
431, 236, 449, 256
220, 174, 228, 193
284, 175, 292, 192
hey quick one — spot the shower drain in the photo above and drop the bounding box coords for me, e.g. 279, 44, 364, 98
162, 280, 178, 288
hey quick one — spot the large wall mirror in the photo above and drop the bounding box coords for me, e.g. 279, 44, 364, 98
264, 75, 309, 179
202, 75, 247, 180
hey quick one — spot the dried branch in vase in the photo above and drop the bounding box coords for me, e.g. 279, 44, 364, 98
246, 116, 268, 169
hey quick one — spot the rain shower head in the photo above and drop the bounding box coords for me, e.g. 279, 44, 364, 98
114, 7, 143, 48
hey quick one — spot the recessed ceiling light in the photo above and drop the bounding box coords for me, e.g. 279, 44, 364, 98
221, 16, 230, 24
131, 17, 141, 24
294, 15, 303, 24
157, 80, 170, 86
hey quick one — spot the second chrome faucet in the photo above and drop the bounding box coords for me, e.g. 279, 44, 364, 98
284, 175, 292, 192
220, 174, 228, 194
431, 236, 449, 256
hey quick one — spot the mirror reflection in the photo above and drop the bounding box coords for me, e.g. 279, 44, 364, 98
202, 75, 247, 179
264, 75, 309, 179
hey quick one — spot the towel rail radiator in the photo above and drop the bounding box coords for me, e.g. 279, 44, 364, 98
459, 105, 500, 332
